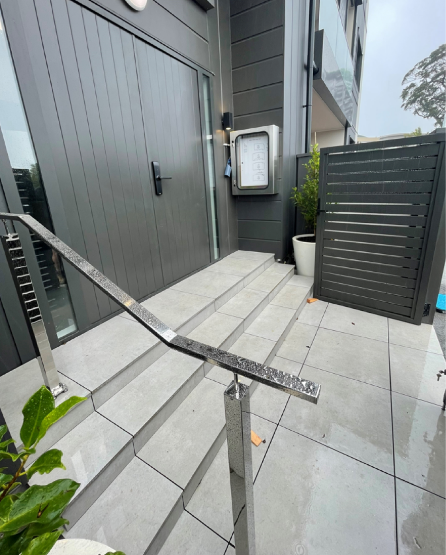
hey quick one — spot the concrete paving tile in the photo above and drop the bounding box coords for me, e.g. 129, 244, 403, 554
254, 426, 396, 555
396, 479, 445, 555
263, 262, 295, 275
206, 333, 276, 387
159, 512, 228, 555
0, 357, 91, 445
390, 344, 446, 406
389, 319, 443, 354
393, 393, 445, 498
52, 315, 160, 392
245, 304, 296, 342
187, 312, 244, 349
138, 379, 226, 494
269, 355, 302, 376
276, 321, 318, 364
246, 271, 287, 294
98, 349, 204, 450
120, 288, 215, 331
204, 257, 265, 278
218, 287, 269, 321
305, 327, 390, 389
287, 274, 314, 288
320, 303, 388, 342
270, 284, 309, 310
297, 299, 328, 326
250, 384, 289, 424
172, 269, 243, 302
186, 415, 276, 541
30, 412, 133, 527
67, 458, 182, 555
281, 365, 394, 473
228, 251, 274, 262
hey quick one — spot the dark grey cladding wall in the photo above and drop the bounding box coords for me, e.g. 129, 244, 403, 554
230, 0, 285, 258
230, 0, 308, 259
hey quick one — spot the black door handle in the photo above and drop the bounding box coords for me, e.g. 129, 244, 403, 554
152, 161, 172, 196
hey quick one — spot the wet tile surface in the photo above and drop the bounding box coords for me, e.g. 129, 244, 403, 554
305, 327, 390, 388
392, 393, 445, 497
276, 321, 318, 364
253, 426, 396, 555
297, 299, 328, 326
186, 415, 276, 542
281, 365, 394, 473
396, 479, 445, 554
320, 303, 388, 342
389, 319, 443, 354
390, 344, 446, 406
67, 458, 182, 555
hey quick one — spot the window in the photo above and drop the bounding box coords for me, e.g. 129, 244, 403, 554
0, 11, 78, 339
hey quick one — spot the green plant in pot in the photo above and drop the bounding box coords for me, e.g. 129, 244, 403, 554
290, 144, 320, 277
0, 386, 125, 555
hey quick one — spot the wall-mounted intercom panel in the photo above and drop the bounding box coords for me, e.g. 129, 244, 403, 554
230, 125, 279, 196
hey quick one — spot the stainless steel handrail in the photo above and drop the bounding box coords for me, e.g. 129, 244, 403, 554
1, 212, 321, 555
1, 212, 320, 403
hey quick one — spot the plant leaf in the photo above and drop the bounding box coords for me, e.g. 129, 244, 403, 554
35, 396, 86, 445
22, 531, 61, 555
26, 449, 66, 480
26, 516, 69, 537
0, 479, 79, 533
0, 529, 30, 555
0, 450, 21, 462
20, 387, 55, 449
105, 552, 126, 555
0, 496, 13, 522
0, 472, 13, 487
0, 438, 14, 450
0, 424, 7, 442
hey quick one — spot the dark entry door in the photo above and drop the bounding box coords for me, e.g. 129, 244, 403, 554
26, 0, 211, 325
135, 39, 211, 285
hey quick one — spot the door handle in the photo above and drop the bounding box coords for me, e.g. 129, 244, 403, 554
152, 161, 172, 196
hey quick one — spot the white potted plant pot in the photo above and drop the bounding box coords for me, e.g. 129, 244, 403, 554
292, 234, 316, 277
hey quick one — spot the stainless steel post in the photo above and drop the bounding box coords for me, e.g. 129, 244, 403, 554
1, 231, 67, 398
224, 380, 256, 555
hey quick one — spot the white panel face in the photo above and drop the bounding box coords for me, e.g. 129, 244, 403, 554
238, 132, 269, 188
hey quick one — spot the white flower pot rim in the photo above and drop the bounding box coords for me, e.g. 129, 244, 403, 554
293, 233, 315, 241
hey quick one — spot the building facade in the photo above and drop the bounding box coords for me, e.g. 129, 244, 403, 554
0, 0, 368, 374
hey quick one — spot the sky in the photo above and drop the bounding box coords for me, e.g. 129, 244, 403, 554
359, 0, 446, 137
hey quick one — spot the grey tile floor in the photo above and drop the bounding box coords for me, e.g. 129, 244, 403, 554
183, 300, 445, 555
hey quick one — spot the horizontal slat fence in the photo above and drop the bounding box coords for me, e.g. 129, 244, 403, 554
314, 133, 445, 324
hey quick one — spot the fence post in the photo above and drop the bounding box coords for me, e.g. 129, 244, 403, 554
224, 375, 256, 555
1, 230, 67, 398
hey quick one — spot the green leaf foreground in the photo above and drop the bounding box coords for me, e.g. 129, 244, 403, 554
20, 387, 55, 449
0, 425, 7, 442
22, 530, 62, 555
26, 450, 66, 480
0, 473, 14, 488
35, 396, 86, 446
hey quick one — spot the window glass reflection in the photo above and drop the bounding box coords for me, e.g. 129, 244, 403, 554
0, 12, 77, 338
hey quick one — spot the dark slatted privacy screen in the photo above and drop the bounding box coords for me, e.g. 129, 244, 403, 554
314, 133, 445, 324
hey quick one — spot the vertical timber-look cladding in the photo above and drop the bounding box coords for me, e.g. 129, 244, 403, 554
21, 0, 211, 326
230, 0, 285, 258
314, 134, 446, 324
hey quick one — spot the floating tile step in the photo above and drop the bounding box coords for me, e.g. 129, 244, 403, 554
95, 262, 295, 457
64, 265, 306, 549
53, 252, 274, 409
30, 411, 133, 529
66, 457, 183, 555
